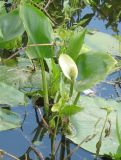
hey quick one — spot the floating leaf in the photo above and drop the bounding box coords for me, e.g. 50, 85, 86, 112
85, 31, 120, 56
0, 82, 25, 106
0, 58, 48, 90
20, 3, 53, 58
67, 96, 121, 155
0, 65, 31, 89
0, 108, 21, 131
75, 51, 117, 91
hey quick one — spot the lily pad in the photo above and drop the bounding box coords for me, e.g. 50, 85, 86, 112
0, 82, 25, 106
0, 108, 21, 131
85, 31, 120, 56
0, 65, 31, 89
67, 96, 121, 155
0, 59, 49, 91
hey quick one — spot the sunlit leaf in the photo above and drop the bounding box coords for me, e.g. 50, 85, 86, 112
67, 96, 121, 155
0, 9, 24, 48
20, 3, 54, 58
60, 105, 82, 116
0, 108, 21, 131
67, 29, 86, 60
75, 51, 117, 91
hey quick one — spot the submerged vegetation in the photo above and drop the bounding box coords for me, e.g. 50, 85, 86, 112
0, 0, 121, 159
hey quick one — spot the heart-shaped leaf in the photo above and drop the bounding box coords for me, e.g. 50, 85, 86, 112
20, 3, 54, 58
75, 51, 117, 91
0, 9, 24, 47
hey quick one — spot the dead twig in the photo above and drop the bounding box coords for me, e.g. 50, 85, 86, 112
0, 149, 20, 160
64, 135, 96, 160
44, 0, 53, 10
6, 42, 55, 60
30, 145, 45, 160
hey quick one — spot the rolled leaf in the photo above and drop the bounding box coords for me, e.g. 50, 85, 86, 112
59, 54, 78, 80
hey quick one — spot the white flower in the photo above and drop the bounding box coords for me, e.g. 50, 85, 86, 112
59, 54, 78, 81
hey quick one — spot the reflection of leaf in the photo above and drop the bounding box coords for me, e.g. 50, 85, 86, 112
0, 108, 21, 131
0, 82, 25, 106
67, 96, 121, 155
75, 51, 116, 91
20, 3, 53, 58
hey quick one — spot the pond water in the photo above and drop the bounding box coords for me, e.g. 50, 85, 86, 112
0, 3, 121, 160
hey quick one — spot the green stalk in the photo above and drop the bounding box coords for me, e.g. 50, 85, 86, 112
69, 80, 74, 98
60, 135, 66, 160
51, 115, 60, 159
96, 111, 109, 157
66, 139, 71, 160
73, 92, 81, 105
40, 59, 49, 116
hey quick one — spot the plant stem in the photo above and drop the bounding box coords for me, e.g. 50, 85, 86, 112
60, 135, 66, 160
65, 139, 71, 160
0, 149, 20, 160
73, 92, 81, 105
69, 80, 74, 98
40, 59, 49, 116
51, 115, 60, 159
96, 112, 109, 157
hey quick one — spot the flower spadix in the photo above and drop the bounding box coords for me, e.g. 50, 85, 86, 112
59, 54, 78, 81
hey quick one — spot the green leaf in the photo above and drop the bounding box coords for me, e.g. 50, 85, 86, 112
51, 103, 60, 112
0, 1, 5, 14
0, 9, 24, 47
66, 96, 121, 155
0, 36, 22, 50
75, 51, 117, 91
116, 116, 121, 145
85, 31, 120, 56
20, 3, 54, 58
0, 108, 21, 131
45, 58, 61, 97
60, 105, 82, 116
67, 29, 86, 61
0, 82, 25, 107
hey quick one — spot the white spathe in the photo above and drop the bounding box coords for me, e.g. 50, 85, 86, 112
59, 54, 78, 81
